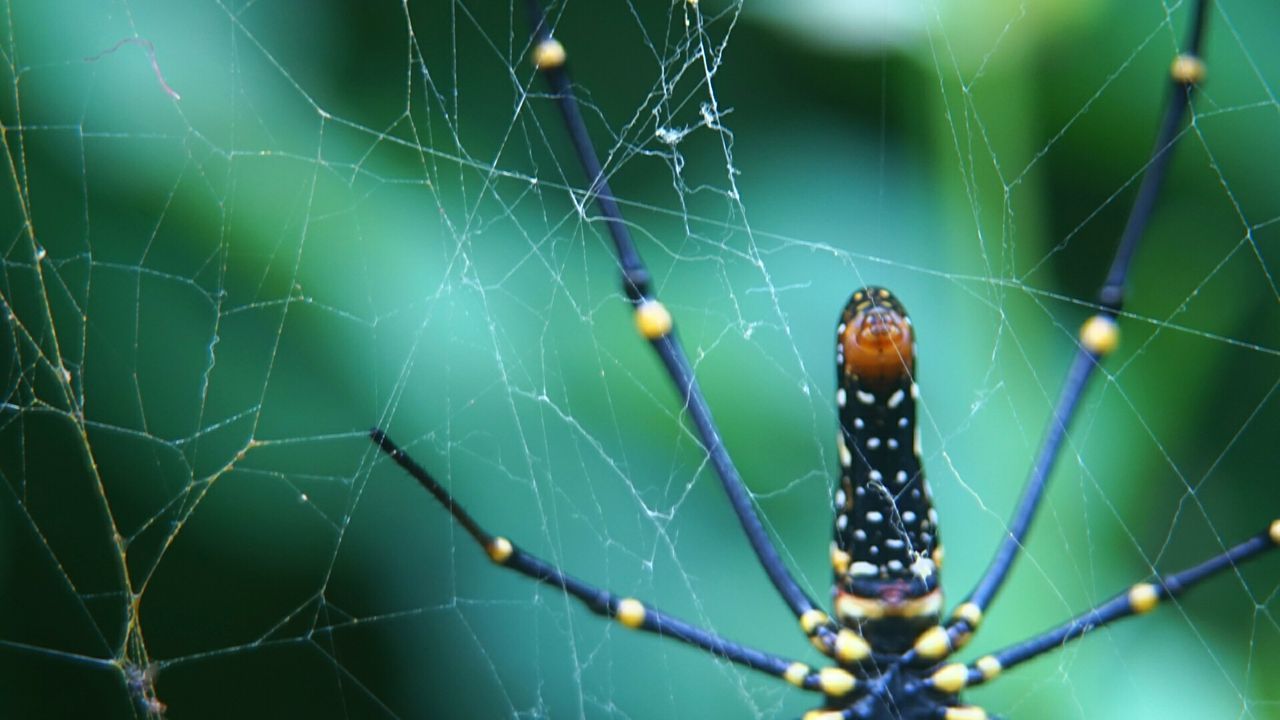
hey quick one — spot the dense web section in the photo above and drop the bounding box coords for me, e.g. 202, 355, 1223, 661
1, 1, 1278, 718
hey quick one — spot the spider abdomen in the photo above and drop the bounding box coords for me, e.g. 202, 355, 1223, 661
831, 288, 942, 650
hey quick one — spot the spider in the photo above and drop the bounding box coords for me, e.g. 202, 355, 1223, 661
371, 0, 1278, 717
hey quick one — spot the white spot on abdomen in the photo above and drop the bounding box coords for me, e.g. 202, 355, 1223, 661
850, 561, 877, 577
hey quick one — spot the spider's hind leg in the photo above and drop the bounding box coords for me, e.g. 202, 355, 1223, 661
368, 429, 858, 696
922, 521, 1279, 696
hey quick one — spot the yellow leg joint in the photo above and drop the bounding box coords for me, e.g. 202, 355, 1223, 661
800, 609, 830, 635
945, 706, 989, 720
802, 712, 843, 720
953, 602, 983, 628
486, 536, 513, 564
616, 598, 646, 628
930, 663, 970, 693
635, 299, 673, 339
976, 655, 1002, 681
834, 628, 871, 663
1080, 314, 1119, 356
913, 625, 951, 660
818, 667, 856, 697
532, 39, 566, 70
1269, 519, 1280, 545
1170, 53, 1206, 85
784, 662, 811, 688
1128, 583, 1160, 614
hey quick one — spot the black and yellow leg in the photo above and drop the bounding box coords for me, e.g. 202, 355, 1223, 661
369, 429, 829, 686
939, 521, 1280, 692
522, 0, 842, 654
945, 0, 1212, 657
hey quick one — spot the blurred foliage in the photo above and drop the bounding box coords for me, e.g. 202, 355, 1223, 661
0, 1, 1278, 719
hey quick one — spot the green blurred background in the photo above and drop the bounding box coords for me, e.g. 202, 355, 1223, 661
1, 1, 1278, 718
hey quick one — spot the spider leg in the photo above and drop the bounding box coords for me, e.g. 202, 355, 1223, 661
520, 0, 841, 651
921, 521, 1279, 695
913, 0, 1214, 661
369, 430, 858, 697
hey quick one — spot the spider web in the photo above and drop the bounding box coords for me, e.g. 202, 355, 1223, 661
1, 1, 1278, 718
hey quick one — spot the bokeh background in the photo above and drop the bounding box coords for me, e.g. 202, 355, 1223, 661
1, 1, 1278, 718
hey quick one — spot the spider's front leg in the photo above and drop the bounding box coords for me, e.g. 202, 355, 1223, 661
920, 0, 1216, 661
520, 0, 853, 655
